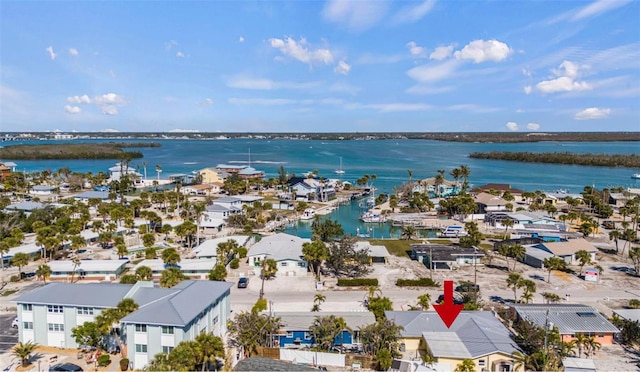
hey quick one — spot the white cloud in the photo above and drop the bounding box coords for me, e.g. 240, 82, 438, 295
506, 121, 519, 131
429, 45, 454, 60
64, 105, 81, 114
535, 60, 592, 94
168, 128, 200, 133
454, 39, 512, 63
100, 129, 120, 133
69, 48, 78, 56
406, 41, 426, 58
94, 93, 126, 105
407, 59, 459, 83
176, 51, 185, 58
269, 37, 333, 66
572, 0, 632, 21
575, 107, 611, 120
322, 0, 389, 32
45, 46, 57, 60
165, 40, 178, 51
198, 98, 213, 106
93, 93, 126, 115
239, 36, 245, 43
392, 0, 436, 24
526, 123, 540, 130
334, 60, 351, 75
523, 86, 533, 95
101, 106, 119, 115
67, 95, 91, 104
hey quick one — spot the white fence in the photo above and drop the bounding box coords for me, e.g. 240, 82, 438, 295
279, 349, 346, 367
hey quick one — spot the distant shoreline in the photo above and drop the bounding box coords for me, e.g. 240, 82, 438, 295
1, 132, 639, 143
0, 142, 159, 160
469, 151, 640, 168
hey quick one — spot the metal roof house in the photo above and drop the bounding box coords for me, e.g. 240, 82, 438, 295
48, 259, 129, 281
14, 280, 233, 370
133, 259, 217, 280
509, 304, 619, 345
385, 311, 523, 372
193, 235, 252, 259
247, 233, 310, 276
411, 244, 484, 271
273, 311, 375, 348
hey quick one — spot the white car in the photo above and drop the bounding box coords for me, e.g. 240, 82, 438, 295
12, 317, 19, 328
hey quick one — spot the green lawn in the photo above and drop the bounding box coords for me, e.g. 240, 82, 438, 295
369, 240, 421, 258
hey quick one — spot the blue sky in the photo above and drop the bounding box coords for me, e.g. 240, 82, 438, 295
1, 0, 638, 133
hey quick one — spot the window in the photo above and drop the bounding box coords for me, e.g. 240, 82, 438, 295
77, 307, 94, 315
23, 322, 33, 330
479, 360, 485, 366
135, 344, 147, 353
286, 331, 293, 338
22, 304, 32, 312
135, 324, 147, 332
598, 334, 605, 338
280, 262, 288, 267
161, 326, 174, 335
162, 346, 174, 354
213, 315, 219, 325
47, 305, 63, 313
48, 323, 64, 332
304, 332, 311, 340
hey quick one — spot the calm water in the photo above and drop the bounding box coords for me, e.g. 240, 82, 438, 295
5, 138, 639, 238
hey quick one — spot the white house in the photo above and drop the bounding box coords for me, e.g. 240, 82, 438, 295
48, 259, 129, 281
30, 185, 56, 195
193, 236, 252, 260
108, 162, 142, 182
134, 259, 217, 280
247, 233, 310, 276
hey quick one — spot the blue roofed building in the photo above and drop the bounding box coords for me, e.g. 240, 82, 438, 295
13, 280, 232, 370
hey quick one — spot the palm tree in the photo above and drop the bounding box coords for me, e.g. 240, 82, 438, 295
13, 341, 38, 367
36, 264, 51, 284
194, 333, 225, 371
574, 333, 588, 358
142, 161, 148, 180
542, 256, 566, 283
11, 252, 29, 277
506, 272, 524, 302
156, 165, 162, 180
459, 165, 470, 191
501, 218, 515, 240
311, 293, 326, 312
259, 258, 278, 299
160, 267, 187, 288
584, 335, 601, 358
136, 265, 153, 281
0, 242, 9, 270
417, 293, 431, 310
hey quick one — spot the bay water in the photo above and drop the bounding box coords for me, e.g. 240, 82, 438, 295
5, 138, 639, 238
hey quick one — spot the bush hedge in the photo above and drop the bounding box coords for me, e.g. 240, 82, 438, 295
229, 258, 240, 269
97, 354, 111, 367
337, 278, 378, 287
395, 278, 440, 287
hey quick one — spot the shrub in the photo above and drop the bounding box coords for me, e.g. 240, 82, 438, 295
237, 247, 248, 258
229, 258, 240, 270
9, 275, 19, 283
119, 358, 129, 371
395, 278, 440, 287
97, 354, 111, 367
337, 278, 378, 287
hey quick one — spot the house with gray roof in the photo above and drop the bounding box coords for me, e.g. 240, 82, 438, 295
247, 233, 310, 276
47, 259, 129, 281
509, 304, 619, 345
4, 201, 46, 216
386, 311, 522, 372
193, 236, 252, 259
30, 185, 56, 195
133, 258, 217, 280
14, 280, 232, 370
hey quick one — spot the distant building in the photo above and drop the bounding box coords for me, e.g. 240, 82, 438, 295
30, 185, 56, 195
247, 233, 309, 276
199, 167, 225, 184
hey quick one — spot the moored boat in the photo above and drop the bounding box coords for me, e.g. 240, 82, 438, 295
632, 173, 640, 179
300, 208, 316, 220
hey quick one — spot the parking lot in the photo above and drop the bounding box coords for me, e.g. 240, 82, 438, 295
0, 313, 18, 354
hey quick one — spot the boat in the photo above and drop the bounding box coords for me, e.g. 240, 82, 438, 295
632, 173, 640, 179
360, 211, 387, 223
335, 157, 345, 175
299, 208, 316, 220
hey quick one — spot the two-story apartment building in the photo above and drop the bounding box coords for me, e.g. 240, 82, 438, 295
14, 280, 232, 370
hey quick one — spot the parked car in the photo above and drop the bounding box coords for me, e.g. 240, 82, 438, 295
455, 282, 480, 293
237, 277, 248, 288
12, 317, 19, 328
49, 363, 83, 372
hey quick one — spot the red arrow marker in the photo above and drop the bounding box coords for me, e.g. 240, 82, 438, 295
433, 280, 464, 328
